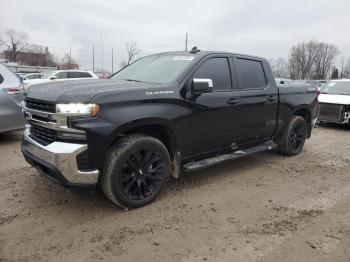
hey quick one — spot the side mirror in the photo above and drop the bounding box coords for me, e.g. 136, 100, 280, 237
50, 76, 56, 80
192, 78, 213, 93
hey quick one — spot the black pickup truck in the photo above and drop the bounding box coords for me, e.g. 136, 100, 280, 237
21, 50, 319, 208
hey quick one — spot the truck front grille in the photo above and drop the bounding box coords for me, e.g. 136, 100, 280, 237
30, 125, 58, 146
319, 103, 345, 123
25, 98, 56, 113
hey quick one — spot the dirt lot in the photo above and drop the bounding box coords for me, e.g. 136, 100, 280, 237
0, 125, 350, 262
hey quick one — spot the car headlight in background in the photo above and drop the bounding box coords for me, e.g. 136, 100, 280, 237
56, 103, 100, 116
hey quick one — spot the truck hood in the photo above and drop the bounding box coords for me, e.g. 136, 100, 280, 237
318, 94, 350, 105
24, 79, 164, 103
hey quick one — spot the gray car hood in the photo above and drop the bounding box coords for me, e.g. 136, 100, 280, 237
24, 79, 161, 103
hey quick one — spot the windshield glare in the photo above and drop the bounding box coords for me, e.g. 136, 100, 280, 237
111, 54, 195, 84
321, 81, 350, 95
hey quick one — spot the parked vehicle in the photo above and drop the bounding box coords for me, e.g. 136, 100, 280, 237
275, 78, 293, 85
22, 73, 46, 80
23, 70, 99, 88
21, 50, 319, 208
318, 79, 350, 125
317, 80, 328, 88
0, 64, 25, 133
15, 72, 28, 79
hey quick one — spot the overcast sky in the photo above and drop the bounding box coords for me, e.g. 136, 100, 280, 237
1, 0, 349, 71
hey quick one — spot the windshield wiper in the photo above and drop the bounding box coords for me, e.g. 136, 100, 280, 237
123, 79, 143, 83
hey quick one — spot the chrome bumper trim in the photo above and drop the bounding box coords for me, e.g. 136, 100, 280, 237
22, 128, 99, 185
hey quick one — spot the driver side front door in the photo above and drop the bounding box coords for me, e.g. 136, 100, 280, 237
182, 56, 242, 158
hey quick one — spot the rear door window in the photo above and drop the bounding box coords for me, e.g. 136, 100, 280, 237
67, 72, 81, 78
193, 58, 231, 91
235, 58, 267, 90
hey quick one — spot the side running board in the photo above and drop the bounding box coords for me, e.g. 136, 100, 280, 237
182, 140, 277, 172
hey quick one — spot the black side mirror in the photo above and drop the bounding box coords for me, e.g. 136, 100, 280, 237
50, 76, 56, 80
192, 78, 213, 93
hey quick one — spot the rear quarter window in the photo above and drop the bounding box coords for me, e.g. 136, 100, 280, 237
79, 72, 93, 78
0, 74, 3, 84
235, 58, 267, 90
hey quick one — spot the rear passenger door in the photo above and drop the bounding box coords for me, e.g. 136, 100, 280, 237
233, 56, 278, 145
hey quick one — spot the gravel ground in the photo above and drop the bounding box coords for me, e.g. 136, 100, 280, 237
0, 125, 350, 262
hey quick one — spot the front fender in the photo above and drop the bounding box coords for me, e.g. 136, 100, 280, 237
72, 101, 184, 169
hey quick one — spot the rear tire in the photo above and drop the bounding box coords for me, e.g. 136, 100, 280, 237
101, 134, 171, 209
278, 116, 307, 156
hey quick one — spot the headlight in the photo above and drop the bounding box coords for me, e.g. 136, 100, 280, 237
56, 103, 100, 116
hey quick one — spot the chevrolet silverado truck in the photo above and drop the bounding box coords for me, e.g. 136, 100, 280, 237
21, 50, 319, 208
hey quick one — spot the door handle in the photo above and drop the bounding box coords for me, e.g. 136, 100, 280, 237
226, 98, 240, 105
266, 96, 276, 102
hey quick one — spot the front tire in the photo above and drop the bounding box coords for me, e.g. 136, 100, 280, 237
278, 116, 307, 156
101, 134, 171, 209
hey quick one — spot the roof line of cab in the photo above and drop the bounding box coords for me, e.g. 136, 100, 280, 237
148, 50, 265, 61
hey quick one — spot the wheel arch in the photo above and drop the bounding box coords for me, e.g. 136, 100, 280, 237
110, 118, 179, 161
293, 106, 312, 137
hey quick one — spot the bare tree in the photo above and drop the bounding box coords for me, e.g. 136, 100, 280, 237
343, 59, 350, 78
340, 56, 345, 78
311, 43, 339, 79
269, 57, 289, 78
5, 29, 29, 62
288, 40, 339, 80
288, 41, 319, 79
121, 42, 140, 67
59, 53, 79, 70
331, 67, 339, 79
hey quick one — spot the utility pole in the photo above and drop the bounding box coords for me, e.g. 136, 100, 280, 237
101, 32, 104, 73
185, 33, 188, 51
111, 47, 114, 73
92, 44, 95, 72
69, 47, 72, 69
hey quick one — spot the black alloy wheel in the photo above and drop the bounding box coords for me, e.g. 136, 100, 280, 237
120, 149, 165, 201
289, 119, 307, 153
101, 134, 170, 208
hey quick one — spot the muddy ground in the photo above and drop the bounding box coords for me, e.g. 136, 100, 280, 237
0, 125, 350, 262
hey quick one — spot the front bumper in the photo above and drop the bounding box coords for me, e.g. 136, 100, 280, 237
318, 103, 350, 124
22, 127, 99, 189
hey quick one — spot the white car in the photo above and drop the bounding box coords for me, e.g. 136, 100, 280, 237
22, 73, 46, 80
318, 79, 350, 125
24, 70, 99, 88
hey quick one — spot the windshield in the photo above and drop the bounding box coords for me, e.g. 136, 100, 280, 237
321, 81, 350, 95
110, 54, 195, 84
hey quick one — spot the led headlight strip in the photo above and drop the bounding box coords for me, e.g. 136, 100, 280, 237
56, 103, 100, 116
